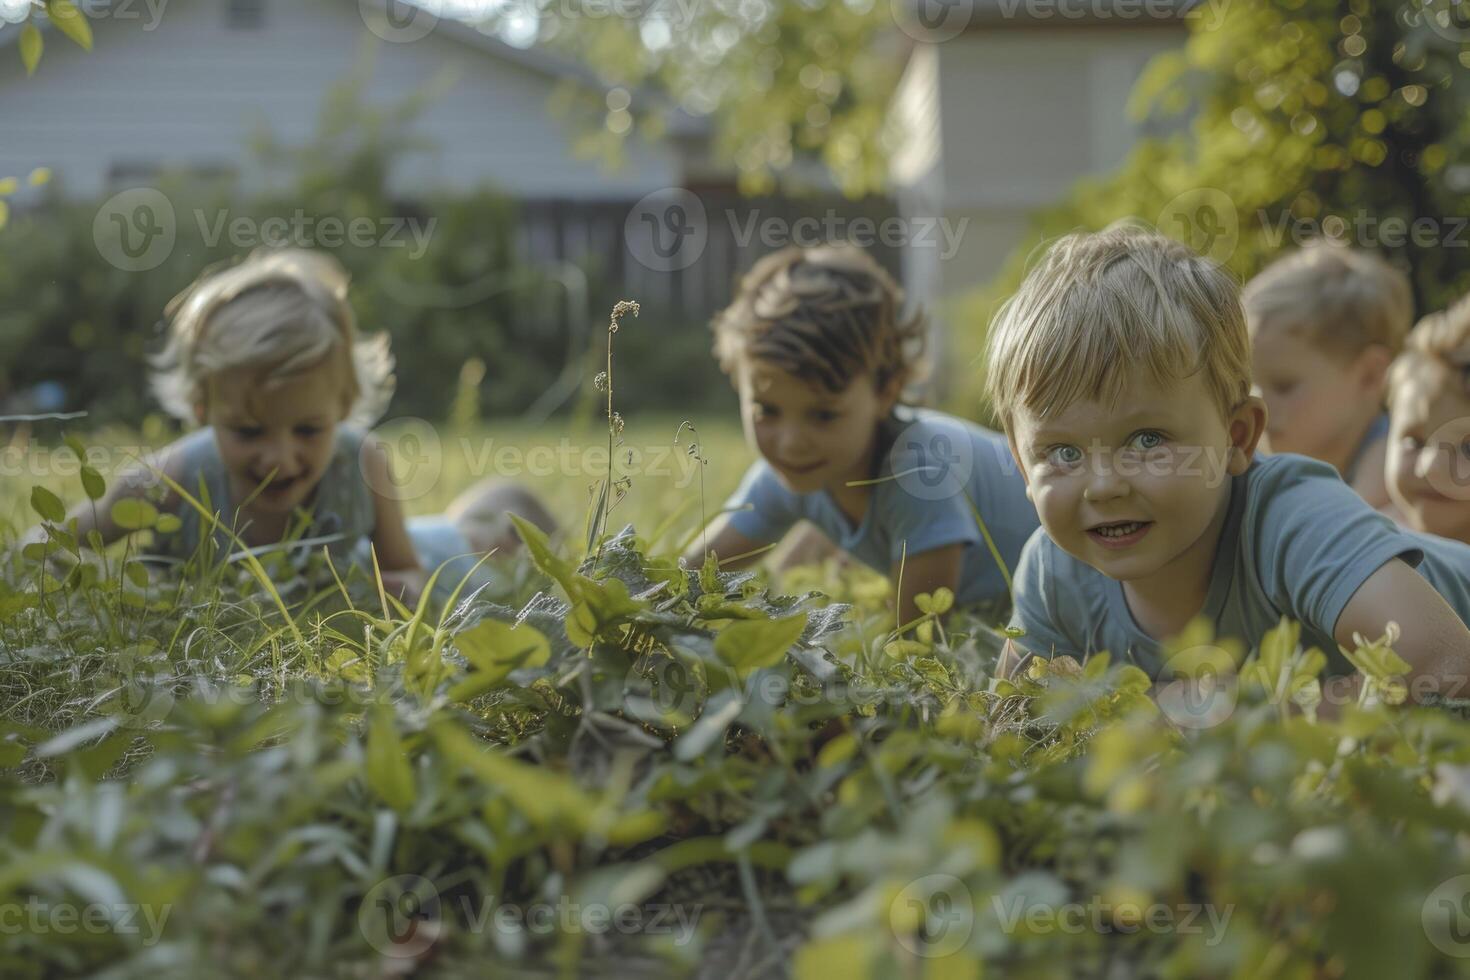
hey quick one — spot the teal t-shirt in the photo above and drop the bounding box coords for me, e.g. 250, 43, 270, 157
720, 407, 1040, 607
1007, 452, 1470, 675
149, 425, 496, 600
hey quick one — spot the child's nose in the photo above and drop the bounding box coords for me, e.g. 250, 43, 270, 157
259, 437, 304, 477
777, 426, 814, 459
1081, 459, 1130, 502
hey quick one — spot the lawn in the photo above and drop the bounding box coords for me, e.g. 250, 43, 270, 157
0, 413, 1467, 979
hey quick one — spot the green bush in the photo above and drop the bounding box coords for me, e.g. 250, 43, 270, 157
6, 465, 1470, 977
0, 56, 729, 428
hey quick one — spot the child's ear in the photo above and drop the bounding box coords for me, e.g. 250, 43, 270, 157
1355, 344, 1393, 395
1226, 394, 1268, 476
878, 372, 904, 415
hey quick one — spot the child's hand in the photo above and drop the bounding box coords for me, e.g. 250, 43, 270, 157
379, 567, 429, 606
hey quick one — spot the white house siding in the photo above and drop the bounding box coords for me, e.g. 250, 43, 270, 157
890, 23, 1186, 316
0, 0, 683, 200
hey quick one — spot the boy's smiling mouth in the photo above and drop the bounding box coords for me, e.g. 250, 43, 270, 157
1085, 519, 1154, 548
253, 475, 302, 498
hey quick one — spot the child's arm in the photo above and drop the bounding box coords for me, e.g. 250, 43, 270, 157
1335, 556, 1470, 704
891, 542, 965, 631
20, 443, 185, 552
360, 436, 427, 602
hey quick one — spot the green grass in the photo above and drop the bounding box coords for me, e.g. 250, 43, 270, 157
0, 413, 755, 552
2, 415, 1469, 980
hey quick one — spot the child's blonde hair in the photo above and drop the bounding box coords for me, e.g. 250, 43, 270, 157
985, 224, 1251, 431
1388, 294, 1470, 405
711, 243, 928, 397
151, 248, 395, 428
1242, 242, 1413, 359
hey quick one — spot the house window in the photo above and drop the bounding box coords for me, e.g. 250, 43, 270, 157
226, 0, 265, 29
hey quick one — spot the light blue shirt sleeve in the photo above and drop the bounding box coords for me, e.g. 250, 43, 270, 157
1006, 527, 1086, 658
1249, 455, 1424, 642
719, 460, 803, 544
878, 433, 984, 564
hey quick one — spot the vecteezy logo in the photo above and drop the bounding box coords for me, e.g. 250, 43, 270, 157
93, 188, 177, 272
1423, 874, 1470, 957
359, 874, 442, 958
1155, 645, 1239, 730
623, 653, 704, 732
1156, 188, 1240, 265
890, 873, 974, 958
360, 417, 442, 503
1424, 416, 1470, 503
891, 0, 973, 43
359, 0, 438, 42
624, 188, 708, 273
893, 415, 976, 503
1421, 0, 1470, 43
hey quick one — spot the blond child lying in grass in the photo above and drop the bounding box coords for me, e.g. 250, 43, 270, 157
1385, 293, 1470, 544
25, 248, 553, 604
685, 243, 1040, 627
988, 226, 1470, 707
1243, 243, 1412, 509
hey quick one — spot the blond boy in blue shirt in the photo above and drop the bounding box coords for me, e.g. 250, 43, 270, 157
987, 226, 1470, 703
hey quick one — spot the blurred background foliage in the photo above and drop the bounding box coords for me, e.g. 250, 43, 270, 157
0, 61, 732, 428
953, 0, 1470, 416
5, 0, 1470, 427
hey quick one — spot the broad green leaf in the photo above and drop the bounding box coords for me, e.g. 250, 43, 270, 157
432, 720, 595, 829
19, 24, 41, 76
33, 717, 121, 758
79, 465, 105, 501
508, 512, 578, 597
674, 689, 743, 761
47, 1, 93, 50
30, 486, 65, 523
794, 935, 871, 980
714, 612, 807, 678
367, 703, 415, 813
448, 619, 550, 701
110, 498, 158, 531
44, 524, 77, 556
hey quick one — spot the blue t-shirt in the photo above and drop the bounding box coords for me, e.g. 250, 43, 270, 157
149, 425, 497, 601
1007, 452, 1470, 675
720, 408, 1040, 607
1344, 411, 1390, 483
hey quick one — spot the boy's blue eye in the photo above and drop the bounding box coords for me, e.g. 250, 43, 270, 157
295, 425, 322, 437
1131, 431, 1165, 451
1047, 445, 1083, 466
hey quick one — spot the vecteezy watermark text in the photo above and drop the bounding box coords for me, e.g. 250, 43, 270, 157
0, 897, 171, 946
92, 189, 437, 272
358, 875, 701, 958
